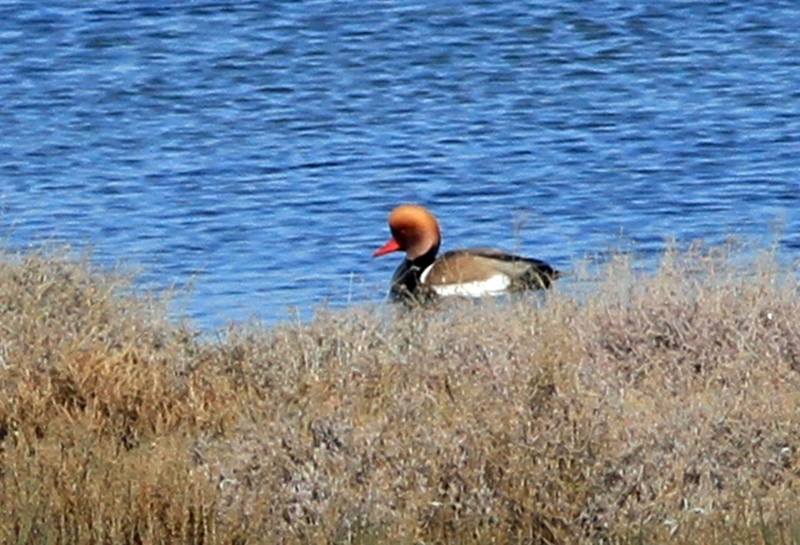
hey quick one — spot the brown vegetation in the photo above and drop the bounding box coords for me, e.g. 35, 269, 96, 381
1, 247, 799, 544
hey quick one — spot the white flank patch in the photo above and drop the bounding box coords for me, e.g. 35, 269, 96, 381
422, 271, 512, 298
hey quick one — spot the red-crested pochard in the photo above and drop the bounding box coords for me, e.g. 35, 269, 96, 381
373, 205, 562, 302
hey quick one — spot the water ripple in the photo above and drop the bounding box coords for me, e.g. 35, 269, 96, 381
1, 0, 798, 328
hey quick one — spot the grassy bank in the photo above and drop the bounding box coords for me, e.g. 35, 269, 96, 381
1, 248, 799, 544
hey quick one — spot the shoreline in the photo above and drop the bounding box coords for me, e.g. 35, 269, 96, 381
1, 247, 798, 543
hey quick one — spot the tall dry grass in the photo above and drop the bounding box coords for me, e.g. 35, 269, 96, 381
1, 247, 799, 544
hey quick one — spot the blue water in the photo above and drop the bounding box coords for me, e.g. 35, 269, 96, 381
2, 1, 799, 329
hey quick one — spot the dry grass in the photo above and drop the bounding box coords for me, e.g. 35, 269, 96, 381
1, 246, 799, 544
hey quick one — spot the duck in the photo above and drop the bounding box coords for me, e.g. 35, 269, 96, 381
373, 204, 561, 303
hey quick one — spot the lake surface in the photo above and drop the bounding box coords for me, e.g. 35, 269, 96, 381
2, 1, 799, 329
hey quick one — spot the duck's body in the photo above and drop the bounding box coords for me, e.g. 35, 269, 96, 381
374, 205, 561, 303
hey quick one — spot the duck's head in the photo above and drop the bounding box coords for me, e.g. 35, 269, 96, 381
373, 205, 441, 260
